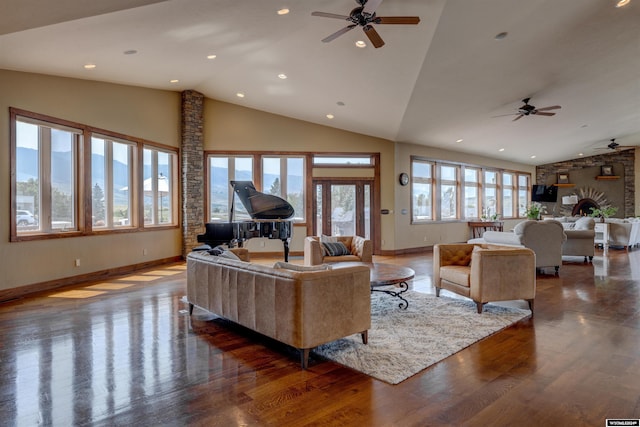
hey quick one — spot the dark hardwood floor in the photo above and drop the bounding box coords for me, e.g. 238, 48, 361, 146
1, 248, 640, 426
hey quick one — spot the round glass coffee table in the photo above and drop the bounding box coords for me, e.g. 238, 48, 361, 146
334, 262, 415, 309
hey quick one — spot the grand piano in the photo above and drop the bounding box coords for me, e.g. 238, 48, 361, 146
197, 181, 295, 261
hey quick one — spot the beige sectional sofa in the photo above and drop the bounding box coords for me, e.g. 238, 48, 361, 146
186, 250, 372, 368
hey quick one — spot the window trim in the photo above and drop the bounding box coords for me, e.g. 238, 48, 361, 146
410, 155, 532, 224
10, 107, 179, 242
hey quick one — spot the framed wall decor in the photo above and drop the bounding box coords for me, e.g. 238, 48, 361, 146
601, 165, 614, 176
557, 173, 570, 184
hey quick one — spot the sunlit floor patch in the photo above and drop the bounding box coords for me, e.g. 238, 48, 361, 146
48, 290, 106, 299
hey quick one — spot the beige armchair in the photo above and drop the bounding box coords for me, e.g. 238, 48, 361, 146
434, 243, 536, 314
304, 235, 373, 265
468, 219, 566, 274
560, 216, 595, 261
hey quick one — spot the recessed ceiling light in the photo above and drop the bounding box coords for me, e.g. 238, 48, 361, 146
170, 79, 179, 83
123, 50, 137, 55
530, 155, 536, 159
355, 40, 366, 48
494, 32, 508, 40
499, 148, 505, 152
616, 0, 630, 7
578, 153, 584, 156
337, 101, 345, 106
456, 139, 463, 143
326, 114, 334, 119
207, 54, 217, 60
277, 8, 290, 15
236, 92, 245, 98
278, 73, 287, 79
84, 64, 96, 69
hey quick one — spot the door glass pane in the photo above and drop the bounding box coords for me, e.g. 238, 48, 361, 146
364, 184, 371, 239
315, 184, 323, 236
91, 137, 107, 227
331, 185, 356, 236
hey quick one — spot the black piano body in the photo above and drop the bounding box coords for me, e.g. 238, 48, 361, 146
197, 181, 294, 261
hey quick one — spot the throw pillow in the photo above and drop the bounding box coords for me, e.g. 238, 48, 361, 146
207, 245, 227, 256
218, 250, 241, 260
273, 262, 332, 271
322, 241, 351, 256
320, 234, 338, 243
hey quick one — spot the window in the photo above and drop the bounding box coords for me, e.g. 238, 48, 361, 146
91, 135, 135, 228
262, 156, 305, 221
502, 172, 515, 218
312, 155, 373, 166
483, 170, 499, 219
464, 168, 480, 219
14, 116, 81, 235
208, 155, 253, 221
411, 159, 433, 222
410, 155, 531, 222
143, 147, 177, 226
11, 108, 178, 240
517, 174, 530, 217
439, 164, 458, 219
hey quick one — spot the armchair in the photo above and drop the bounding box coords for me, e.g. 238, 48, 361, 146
304, 235, 373, 265
434, 243, 536, 314
468, 219, 566, 273
560, 216, 595, 261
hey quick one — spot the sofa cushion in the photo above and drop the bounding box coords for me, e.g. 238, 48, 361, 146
322, 241, 351, 256
439, 265, 471, 287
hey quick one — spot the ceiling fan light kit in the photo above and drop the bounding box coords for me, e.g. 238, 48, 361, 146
312, 0, 420, 48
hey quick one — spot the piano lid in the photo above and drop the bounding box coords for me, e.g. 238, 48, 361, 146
230, 181, 294, 220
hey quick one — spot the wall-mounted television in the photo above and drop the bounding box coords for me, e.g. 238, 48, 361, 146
531, 185, 558, 202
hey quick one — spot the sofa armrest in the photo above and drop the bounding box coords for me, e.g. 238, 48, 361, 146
481, 231, 524, 246
352, 236, 373, 262
564, 229, 595, 239
304, 237, 324, 265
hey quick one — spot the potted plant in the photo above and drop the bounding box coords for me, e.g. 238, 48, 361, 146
524, 202, 547, 220
589, 206, 618, 222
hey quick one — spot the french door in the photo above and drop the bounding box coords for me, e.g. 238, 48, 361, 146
313, 179, 372, 239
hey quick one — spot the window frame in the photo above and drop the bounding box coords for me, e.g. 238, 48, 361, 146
10, 108, 179, 242
410, 155, 531, 223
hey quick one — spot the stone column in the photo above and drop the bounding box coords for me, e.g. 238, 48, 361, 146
181, 90, 205, 257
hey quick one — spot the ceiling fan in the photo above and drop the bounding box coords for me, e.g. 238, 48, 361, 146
596, 139, 636, 151
495, 98, 562, 121
311, 0, 420, 48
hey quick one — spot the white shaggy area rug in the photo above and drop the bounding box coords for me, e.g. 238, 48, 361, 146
313, 290, 530, 384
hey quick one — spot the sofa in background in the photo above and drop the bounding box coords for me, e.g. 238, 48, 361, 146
550, 216, 596, 261
186, 250, 371, 368
304, 235, 373, 265
606, 218, 640, 250
433, 243, 536, 314
468, 219, 566, 273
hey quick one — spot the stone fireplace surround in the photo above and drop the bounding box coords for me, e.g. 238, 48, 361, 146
536, 150, 635, 218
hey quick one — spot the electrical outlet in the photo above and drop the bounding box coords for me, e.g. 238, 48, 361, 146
142, 248, 148, 256
75, 259, 81, 267
260, 241, 266, 248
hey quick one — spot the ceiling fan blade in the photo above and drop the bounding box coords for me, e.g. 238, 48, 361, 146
311, 11, 350, 20
375, 16, 420, 25
513, 114, 524, 122
321, 25, 356, 43
492, 113, 518, 118
363, 0, 384, 15
536, 105, 562, 112
363, 24, 385, 48
534, 111, 556, 116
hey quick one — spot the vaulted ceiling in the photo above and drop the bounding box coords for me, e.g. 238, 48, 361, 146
1, 0, 639, 165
